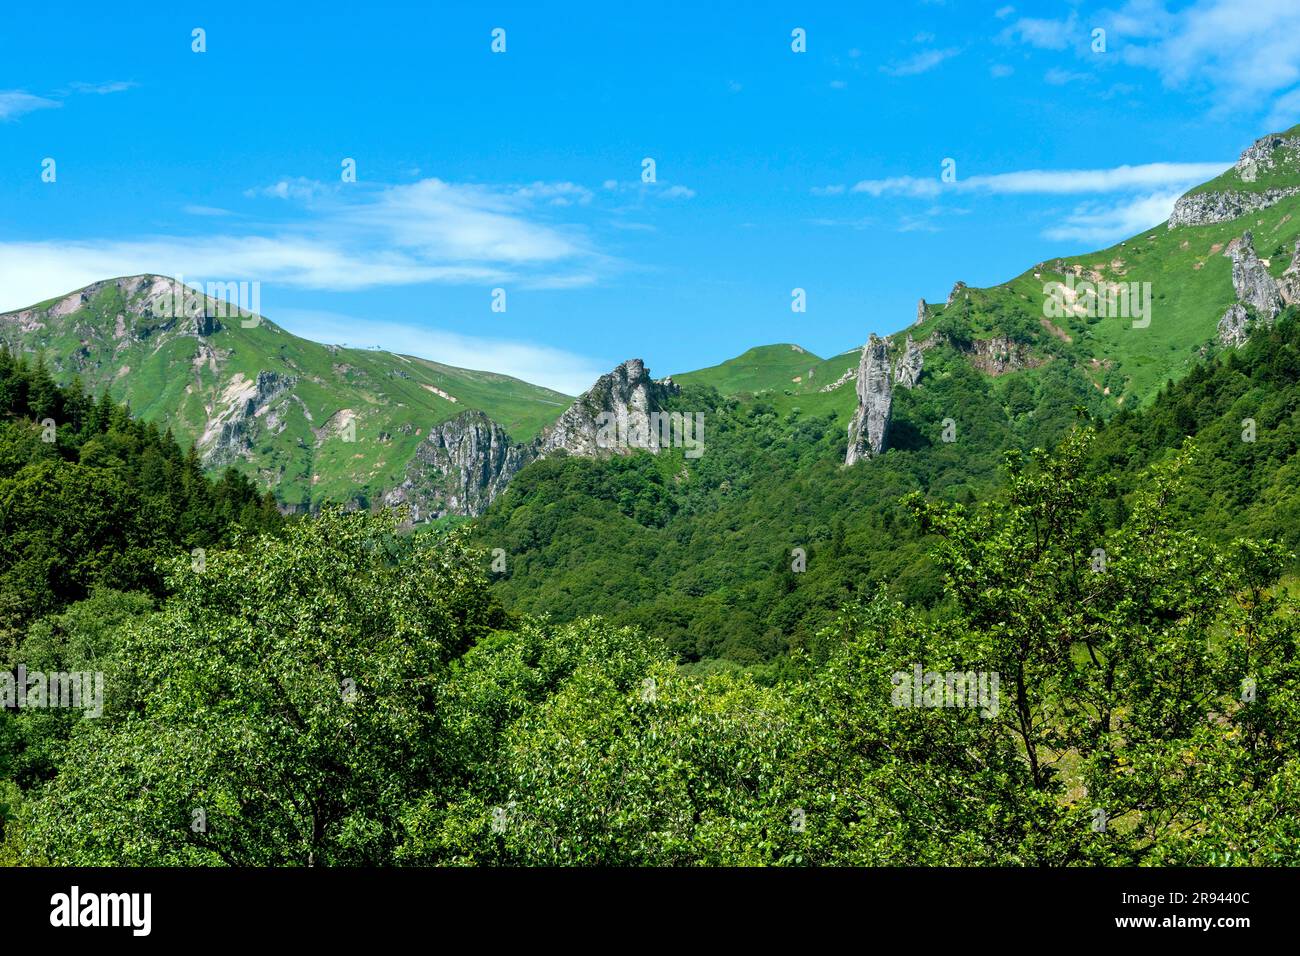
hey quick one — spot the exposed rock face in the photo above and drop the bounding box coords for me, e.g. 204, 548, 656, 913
1217, 304, 1251, 348
1235, 133, 1300, 182
946, 282, 967, 306
965, 336, 1038, 375
403, 358, 684, 518
391, 411, 536, 518
205, 370, 298, 468
1169, 133, 1300, 227
1280, 238, 1300, 306
845, 334, 892, 465
894, 334, 924, 388
1215, 231, 1287, 347
1169, 187, 1300, 228
916, 298, 927, 326
536, 358, 680, 457
1230, 232, 1284, 320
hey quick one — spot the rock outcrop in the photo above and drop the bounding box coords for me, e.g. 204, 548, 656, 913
845, 334, 892, 465
1216, 231, 1287, 347
1169, 187, 1300, 228
1280, 238, 1300, 306
389, 411, 536, 518
205, 370, 298, 468
946, 282, 967, 306
1217, 304, 1251, 348
536, 358, 680, 457
1169, 132, 1300, 228
916, 298, 927, 326
894, 334, 924, 388
1236, 132, 1300, 182
1231, 232, 1284, 319
401, 358, 684, 518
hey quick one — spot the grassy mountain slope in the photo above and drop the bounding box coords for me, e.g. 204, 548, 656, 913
683, 123, 1300, 416
0, 276, 571, 508
476, 126, 1300, 666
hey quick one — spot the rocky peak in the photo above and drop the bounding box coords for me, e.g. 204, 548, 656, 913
1217, 230, 1287, 347
1236, 132, 1300, 182
1231, 231, 1284, 320
894, 334, 924, 389
1279, 237, 1300, 307
389, 410, 536, 519
845, 334, 892, 465
536, 358, 680, 457
916, 298, 927, 326
946, 282, 967, 306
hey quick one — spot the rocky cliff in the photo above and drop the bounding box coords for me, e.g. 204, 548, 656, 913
401, 358, 683, 518
536, 358, 680, 457
845, 334, 892, 465
1169, 133, 1300, 228
386, 410, 536, 519
894, 334, 924, 389
1216, 231, 1290, 347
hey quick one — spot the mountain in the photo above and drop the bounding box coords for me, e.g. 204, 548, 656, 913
5, 125, 1300, 535
0, 275, 572, 512
469, 125, 1300, 664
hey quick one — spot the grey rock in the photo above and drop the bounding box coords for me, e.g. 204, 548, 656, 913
1217, 304, 1251, 348
397, 410, 536, 517
845, 334, 892, 465
894, 334, 924, 389
401, 358, 683, 518
1280, 238, 1300, 306
946, 282, 967, 306
916, 298, 927, 326
1235, 132, 1300, 182
536, 358, 680, 457
1168, 187, 1300, 228
1231, 231, 1284, 321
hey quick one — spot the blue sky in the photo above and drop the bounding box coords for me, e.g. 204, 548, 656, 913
3, 0, 1299, 393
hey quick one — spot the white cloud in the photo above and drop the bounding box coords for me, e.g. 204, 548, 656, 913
1111, 0, 1300, 119
842, 161, 1228, 198
1002, 12, 1079, 50
1044, 68, 1091, 85
1042, 189, 1186, 244
881, 47, 961, 76
0, 177, 607, 310
1266, 86, 1300, 130
68, 81, 136, 95
271, 308, 604, 395
995, 5, 1016, 19
244, 177, 330, 201
0, 91, 60, 121
183, 205, 234, 217
990, 64, 1015, 78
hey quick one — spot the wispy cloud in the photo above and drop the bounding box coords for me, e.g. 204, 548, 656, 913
67, 81, 137, 95
1001, 11, 1080, 50
0, 177, 611, 311
272, 308, 604, 395
825, 161, 1229, 199
1108, 0, 1300, 120
1042, 189, 1187, 244
1044, 68, 1091, 85
881, 47, 961, 77
0, 91, 59, 121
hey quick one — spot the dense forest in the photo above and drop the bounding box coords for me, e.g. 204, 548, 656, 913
3, 313, 1300, 864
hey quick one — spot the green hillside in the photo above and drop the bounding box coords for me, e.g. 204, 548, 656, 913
0, 277, 571, 509
680, 123, 1300, 417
